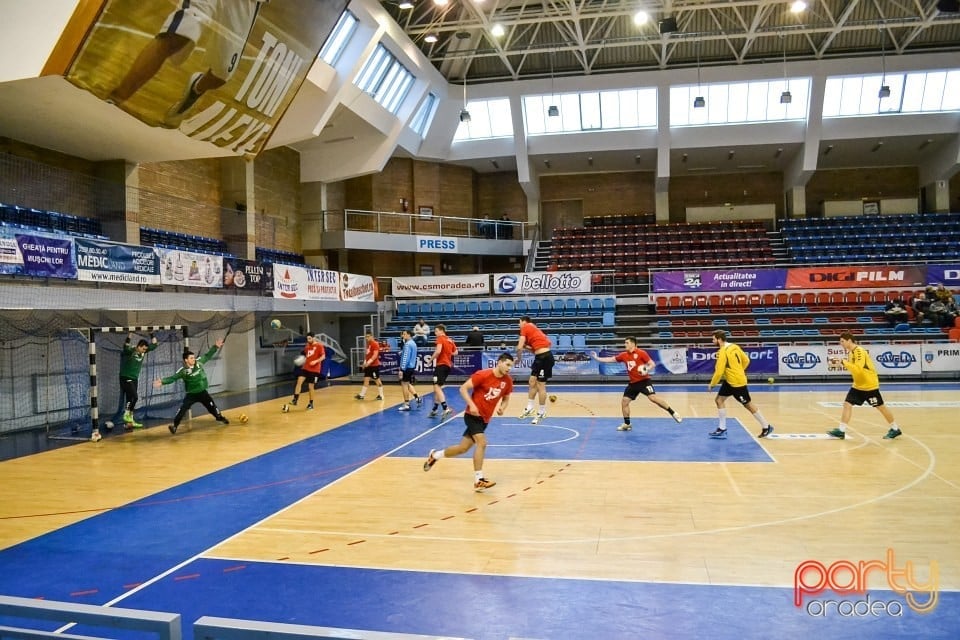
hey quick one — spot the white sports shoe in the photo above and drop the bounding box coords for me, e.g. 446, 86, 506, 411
617, 423, 632, 431
519, 408, 534, 419
531, 412, 545, 425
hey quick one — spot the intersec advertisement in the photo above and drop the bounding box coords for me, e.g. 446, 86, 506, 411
272, 264, 340, 301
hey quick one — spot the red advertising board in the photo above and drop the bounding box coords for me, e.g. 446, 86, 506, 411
785, 266, 927, 289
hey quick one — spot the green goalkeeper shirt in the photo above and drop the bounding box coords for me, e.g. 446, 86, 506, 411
119, 341, 158, 380
160, 345, 220, 394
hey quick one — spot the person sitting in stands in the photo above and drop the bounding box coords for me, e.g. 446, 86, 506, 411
910, 292, 930, 325
413, 318, 430, 347
465, 326, 485, 349
883, 298, 909, 328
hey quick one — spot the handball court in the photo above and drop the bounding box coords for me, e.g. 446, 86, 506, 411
1, 381, 958, 639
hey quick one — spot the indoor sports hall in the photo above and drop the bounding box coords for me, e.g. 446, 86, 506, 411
1, 380, 958, 639
2, 0, 960, 639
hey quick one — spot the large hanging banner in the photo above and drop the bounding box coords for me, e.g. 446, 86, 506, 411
925, 264, 960, 288
493, 271, 592, 295
159, 248, 223, 288
392, 274, 490, 298
75, 238, 160, 285
653, 269, 787, 293
223, 258, 272, 291
339, 272, 375, 302
62, 0, 348, 158
685, 346, 779, 375
272, 264, 339, 301
785, 265, 926, 290
15, 234, 77, 279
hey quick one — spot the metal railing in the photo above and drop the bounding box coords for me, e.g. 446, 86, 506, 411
323, 209, 531, 241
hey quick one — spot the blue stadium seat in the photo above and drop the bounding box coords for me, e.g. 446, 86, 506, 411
503, 299, 515, 314
443, 301, 455, 315
572, 334, 587, 350
491, 300, 504, 315
602, 311, 615, 327
516, 299, 528, 314
407, 303, 420, 316
479, 300, 492, 315
397, 302, 409, 316
455, 301, 467, 314
558, 334, 573, 349
467, 301, 479, 314
387, 337, 399, 351
603, 297, 615, 311
590, 298, 604, 312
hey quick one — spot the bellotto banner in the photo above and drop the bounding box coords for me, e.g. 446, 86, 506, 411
63, 0, 347, 158
785, 266, 926, 289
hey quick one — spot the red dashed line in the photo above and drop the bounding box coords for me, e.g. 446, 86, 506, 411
347, 539, 365, 546
123, 583, 142, 589
277, 557, 289, 561
222, 565, 246, 573
536, 480, 544, 484
388, 531, 400, 535
441, 515, 455, 520
413, 523, 429, 529
173, 573, 200, 581
465, 507, 478, 513
523, 487, 531, 491
507, 493, 517, 498
70, 589, 97, 597
487, 500, 499, 505
308, 549, 330, 554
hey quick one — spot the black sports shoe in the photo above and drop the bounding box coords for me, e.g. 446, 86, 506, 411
759, 425, 774, 438
217, 416, 230, 425
290, 397, 298, 406
709, 428, 728, 439
169, 423, 178, 435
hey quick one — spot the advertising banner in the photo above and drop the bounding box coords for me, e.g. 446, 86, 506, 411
272, 264, 339, 300
339, 272, 375, 302
379, 350, 483, 377
653, 269, 787, 293
75, 238, 160, 285
159, 249, 223, 288
17, 234, 76, 279
868, 343, 923, 376
925, 265, 960, 288
596, 348, 688, 377
493, 271, 592, 295
63, 0, 348, 158
0, 233, 25, 274
921, 344, 960, 372
686, 346, 779, 376
392, 274, 490, 298
778, 345, 832, 376
223, 258, 272, 291
785, 266, 926, 290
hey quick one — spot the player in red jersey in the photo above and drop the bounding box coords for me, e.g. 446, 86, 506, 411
429, 324, 458, 419
355, 332, 384, 401
290, 332, 324, 410
516, 316, 555, 424
591, 337, 682, 431
422, 352, 514, 491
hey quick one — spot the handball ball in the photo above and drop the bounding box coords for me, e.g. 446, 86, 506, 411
103, 420, 114, 431
281, 404, 290, 413
270, 319, 282, 330
767, 377, 775, 384
549, 394, 557, 403
294, 355, 306, 367
239, 414, 248, 424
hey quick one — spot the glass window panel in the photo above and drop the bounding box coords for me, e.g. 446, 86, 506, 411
707, 84, 728, 123
469, 102, 492, 138
767, 79, 787, 120
384, 72, 412, 113
689, 88, 708, 125
410, 93, 437, 136
374, 63, 401, 102
942, 71, 960, 110
600, 91, 621, 129
319, 11, 356, 65
726, 83, 749, 122
670, 87, 689, 125
877, 73, 904, 113
822, 78, 842, 117
356, 45, 389, 93
785, 78, 809, 119
637, 88, 657, 126
921, 71, 947, 111
859, 75, 883, 114
558, 93, 580, 131
488, 99, 513, 136
524, 96, 546, 134
838, 77, 862, 115
901, 73, 925, 112
580, 92, 601, 129
746, 81, 767, 121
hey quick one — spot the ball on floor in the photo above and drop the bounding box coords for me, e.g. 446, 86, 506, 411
281, 404, 290, 413
239, 413, 249, 423
549, 394, 557, 403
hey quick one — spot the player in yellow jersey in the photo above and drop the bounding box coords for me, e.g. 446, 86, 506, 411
707, 330, 774, 439
826, 332, 903, 440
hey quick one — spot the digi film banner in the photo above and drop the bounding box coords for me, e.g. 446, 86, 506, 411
63, 0, 347, 158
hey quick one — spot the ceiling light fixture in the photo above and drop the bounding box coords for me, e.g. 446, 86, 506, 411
694, 41, 705, 108
878, 27, 891, 99
432, 0, 448, 6
634, 11, 649, 26
790, 0, 807, 13
491, 23, 505, 38
780, 36, 792, 104
459, 76, 471, 123
398, 1, 414, 9
424, 33, 438, 43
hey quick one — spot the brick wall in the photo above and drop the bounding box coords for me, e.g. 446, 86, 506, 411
137, 158, 222, 236
477, 172, 527, 221
541, 172, 655, 218
806, 167, 919, 215
669, 172, 784, 221
950, 172, 960, 213
254, 147, 301, 253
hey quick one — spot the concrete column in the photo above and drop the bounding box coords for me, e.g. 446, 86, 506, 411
786, 186, 807, 219
923, 180, 950, 213
655, 189, 670, 223
96, 160, 139, 243
223, 323, 258, 392
219, 157, 254, 259
301, 180, 325, 263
